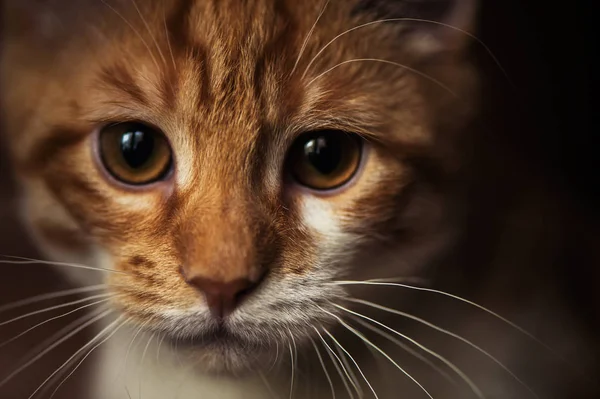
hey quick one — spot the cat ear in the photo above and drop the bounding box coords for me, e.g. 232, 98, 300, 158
410, 0, 479, 57
354, 0, 479, 57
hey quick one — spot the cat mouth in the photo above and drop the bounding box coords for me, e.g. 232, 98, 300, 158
165, 324, 273, 373
174, 326, 235, 348
168, 323, 261, 352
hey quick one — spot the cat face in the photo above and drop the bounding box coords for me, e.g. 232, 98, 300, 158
1, 0, 476, 372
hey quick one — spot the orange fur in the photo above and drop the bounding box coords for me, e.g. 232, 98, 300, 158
1, 0, 474, 317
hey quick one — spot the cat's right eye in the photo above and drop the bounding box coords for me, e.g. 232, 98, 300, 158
98, 122, 172, 185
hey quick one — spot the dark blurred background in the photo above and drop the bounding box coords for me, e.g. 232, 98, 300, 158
0, 1, 597, 398
478, 0, 598, 338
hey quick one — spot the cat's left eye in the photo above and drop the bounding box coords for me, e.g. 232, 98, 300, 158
98, 122, 172, 185
287, 130, 362, 191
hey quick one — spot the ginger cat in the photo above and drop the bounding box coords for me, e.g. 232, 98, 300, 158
0, 0, 597, 398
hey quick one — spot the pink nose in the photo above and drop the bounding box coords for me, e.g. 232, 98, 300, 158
184, 276, 258, 319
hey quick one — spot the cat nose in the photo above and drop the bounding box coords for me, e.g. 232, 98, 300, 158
184, 275, 259, 319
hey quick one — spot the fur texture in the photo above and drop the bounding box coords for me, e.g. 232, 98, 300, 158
0, 0, 597, 398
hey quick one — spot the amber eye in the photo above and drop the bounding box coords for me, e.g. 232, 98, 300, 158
98, 122, 172, 185
288, 130, 362, 190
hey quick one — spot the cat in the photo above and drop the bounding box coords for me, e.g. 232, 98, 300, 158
0, 0, 598, 398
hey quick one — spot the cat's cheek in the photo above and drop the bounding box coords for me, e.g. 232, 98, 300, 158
298, 197, 342, 238
296, 196, 356, 264
14, 177, 106, 285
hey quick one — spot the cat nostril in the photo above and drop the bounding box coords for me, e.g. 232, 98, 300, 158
184, 275, 259, 319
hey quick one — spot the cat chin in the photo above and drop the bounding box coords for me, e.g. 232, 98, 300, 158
165, 332, 276, 375
175, 342, 273, 375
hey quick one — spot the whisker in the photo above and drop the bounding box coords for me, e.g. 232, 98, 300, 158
288, 328, 298, 399
288, 341, 295, 399
172, 357, 204, 399
348, 298, 540, 398
351, 316, 459, 389
337, 305, 484, 399
0, 297, 114, 349
29, 315, 126, 399
341, 298, 459, 388
258, 371, 278, 399
318, 307, 433, 399
334, 281, 560, 359
0, 284, 107, 314
332, 338, 363, 397
323, 328, 379, 399
8, 308, 109, 398
308, 336, 336, 399
268, 340, 280, 373
15, 307, 105, 366
367, 277, 430, 286
115, 320, 149, 387
307, 58, 457, 97
156, 332, 166, 364
6, 306, 108, 395
130, 0, 168, 67
138, 333, 155, 399
162, 5, 177, 71
47, 317, 129, 399
0, 308, 112, 388
301, 17, 514, 89
0, 293, 114, 327
291, 0, 330, 75
0, 255, 125, 274
99, 0, 161, 71
313, 327, 356, 399
174, 332, 183, 367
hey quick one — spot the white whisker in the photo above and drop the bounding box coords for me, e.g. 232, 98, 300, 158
156, 332, 166, 364
9, 308, 106, 398
318, 307, 433, 399
0, 297, 113, 349
348, 298, 539, 398
332, 337, 363, 397
0, 284, 107, 314
301, 17, 514, 89
0, 255, 125, 274
288, 340, 295, 399
138, 333, 155, 399
99, 0, 161, 71
258, 371, 278, 399
337, 305, 483, 399
162, 5, 177, 71
287, 328, 298, 399
335, 281, 558, 358
16, 307, 105, 363
368, 276, 430, 286
173, 357, 204, 399
0, 308, 112, 388
291, 0, 330, 75
313, 327, 356, 399
0, 293, 114, 327
309, 336, 336, 399
323, 328, 379, 399
268, 340, 280, 373
352, 316, 459, 388
116, 320, 149, 387
47, 317, 130, 399
130, 0, 168, 67
307, 58, 457, 97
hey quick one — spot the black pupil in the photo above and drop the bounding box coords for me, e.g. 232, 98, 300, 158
304, 135, 342, 175
120, 128, 154, 169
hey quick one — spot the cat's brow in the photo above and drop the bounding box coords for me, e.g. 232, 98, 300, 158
99, 64, 149, 107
